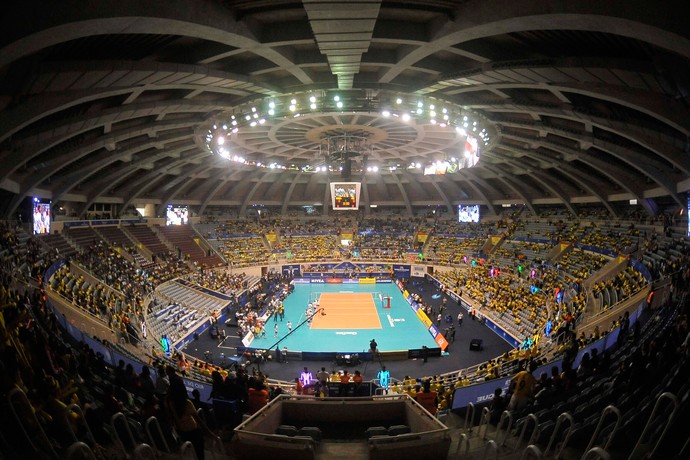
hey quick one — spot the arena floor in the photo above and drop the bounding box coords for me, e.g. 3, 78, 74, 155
185, 278, 514, 383
245, 283, 437, 353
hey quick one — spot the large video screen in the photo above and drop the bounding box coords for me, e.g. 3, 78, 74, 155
458, 204, 480, 223
166, 205, 189, 225
330, 182, 361, 210
33, 200, 51, 235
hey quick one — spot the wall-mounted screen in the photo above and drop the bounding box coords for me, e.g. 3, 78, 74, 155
166, 205, 189, 225
458, 204, 480, 223
32, 200, 51, 235
330, 182, 361, 210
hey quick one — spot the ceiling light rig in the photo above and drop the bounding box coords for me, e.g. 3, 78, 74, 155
200, 90, 494, 173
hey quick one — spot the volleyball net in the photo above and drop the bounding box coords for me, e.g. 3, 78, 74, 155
309, 291, 387, 307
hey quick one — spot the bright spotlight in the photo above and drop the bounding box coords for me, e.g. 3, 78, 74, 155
217, 136, 225, 145
396, 98, 402, 104
245, 115, 251, 121
290, 98, 297, 104
289, 104, 296, 111
333, 95, 340, 102
268, 109, 275, 116
310, 103, 317, 110
309, 95, 316, 103
402, 113, 411, 122
336, 101, 343, 108
269, 101, 275, 109
372, 166, 379, 172
382, 110, 390, 117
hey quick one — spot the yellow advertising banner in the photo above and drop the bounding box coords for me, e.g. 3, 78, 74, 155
416, 309, 432, 328
265, 233, 277, 242
360, 277, 376, 284
491, 236, 501, 245
417, 232, 428, 243
341, 232, 354, 240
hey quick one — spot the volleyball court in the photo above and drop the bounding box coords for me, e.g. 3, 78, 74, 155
307, 291, 383, 329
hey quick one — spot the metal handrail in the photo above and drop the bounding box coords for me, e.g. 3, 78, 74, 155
515, 414, 539, 451
66, 441, 97, 460
495, 410, 514, 447
67, 403, 97, 447
7, 387, 58, 459
482, 440, 499, 460
145, 415, 171, 453
179, 440, 199, 460
454, 433, 469, 458
134, 443, 157, 460
585, 405, 621, 453
464, 402, 476, 433
478, 407, 491, 440
544, 412, 574, 459
521, 444, 543, 460
111, 412, 137, 457
627, 392, 679, 460
581, 446, 612, 460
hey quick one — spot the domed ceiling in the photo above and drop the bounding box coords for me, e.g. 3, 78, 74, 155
0, 0, 689, 218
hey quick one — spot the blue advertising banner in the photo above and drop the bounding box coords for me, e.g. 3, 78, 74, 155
392, 264, 411, 278
483, 317, 521, 348
451, 359, 563, 410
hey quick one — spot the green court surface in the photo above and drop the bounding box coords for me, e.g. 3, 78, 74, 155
248, 283, 439, 353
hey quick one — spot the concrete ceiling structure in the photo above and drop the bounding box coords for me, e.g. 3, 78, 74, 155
0, 0, 689, 218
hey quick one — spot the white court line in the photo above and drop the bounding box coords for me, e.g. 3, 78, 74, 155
387, 314, 395, 327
